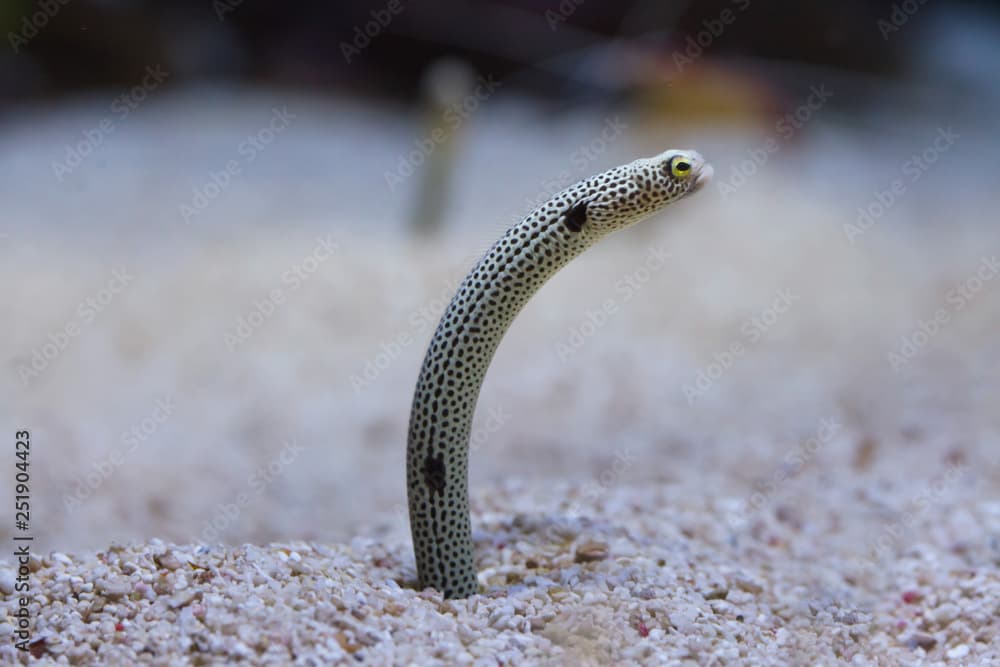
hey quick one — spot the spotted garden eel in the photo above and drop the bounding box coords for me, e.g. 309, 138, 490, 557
406, 149, 712, 598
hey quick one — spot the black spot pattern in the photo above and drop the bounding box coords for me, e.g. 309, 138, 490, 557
406, 150, 706, 598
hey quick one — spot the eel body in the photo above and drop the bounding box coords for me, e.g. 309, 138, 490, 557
406, 149, 712, 598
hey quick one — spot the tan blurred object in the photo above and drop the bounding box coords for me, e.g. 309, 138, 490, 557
639, 59, 783, 125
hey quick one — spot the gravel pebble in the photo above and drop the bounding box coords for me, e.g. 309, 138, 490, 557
573, 541, 609, 563
0, 570, 15, 596
947, 644, 970, 659
2, 480, 998, 665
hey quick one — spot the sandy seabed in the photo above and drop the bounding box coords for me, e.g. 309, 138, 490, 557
2, 477, 998, 664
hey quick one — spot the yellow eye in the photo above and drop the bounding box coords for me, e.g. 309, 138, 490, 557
670, 157, 692, 179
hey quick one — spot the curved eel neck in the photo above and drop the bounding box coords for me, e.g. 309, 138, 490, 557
406, 209, 597, 598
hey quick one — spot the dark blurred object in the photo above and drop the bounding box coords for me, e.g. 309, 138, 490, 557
408, 58, 476, 235
2, 0, 982, 106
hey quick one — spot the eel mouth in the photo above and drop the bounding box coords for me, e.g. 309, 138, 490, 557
691, 162, 714, 193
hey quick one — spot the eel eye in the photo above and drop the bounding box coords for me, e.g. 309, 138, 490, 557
670, 157, 692, 179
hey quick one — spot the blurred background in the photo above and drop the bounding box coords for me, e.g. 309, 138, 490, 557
2, 0, 998, 564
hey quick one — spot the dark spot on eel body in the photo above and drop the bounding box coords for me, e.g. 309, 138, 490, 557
564, 200, 588, 233
423, 452, 447, 497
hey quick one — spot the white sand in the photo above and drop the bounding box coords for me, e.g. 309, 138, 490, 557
2, 477, 998, 664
